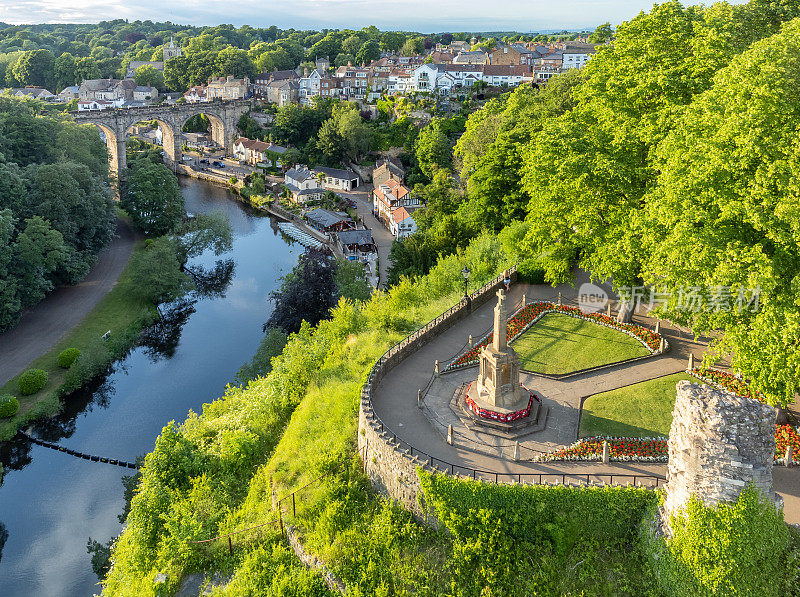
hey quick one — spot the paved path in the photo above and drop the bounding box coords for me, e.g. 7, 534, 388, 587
0, 218, 137, 386
338, 184, 393, 288
370, 273, 800, 522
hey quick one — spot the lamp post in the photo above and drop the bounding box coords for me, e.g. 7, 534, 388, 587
462, 266, 471, 304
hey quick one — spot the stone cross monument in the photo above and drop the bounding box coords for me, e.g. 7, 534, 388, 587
470, 289, 529, 412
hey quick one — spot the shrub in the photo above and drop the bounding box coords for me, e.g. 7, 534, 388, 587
17, 369, 48, 395
646, 485, 798, 596
0, 395, 19, 418
57, 347, 81, 369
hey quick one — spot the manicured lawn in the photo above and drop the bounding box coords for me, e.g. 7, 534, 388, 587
511, 313, 649, 375
579, 372, 697, 438
0, 243, 154, 439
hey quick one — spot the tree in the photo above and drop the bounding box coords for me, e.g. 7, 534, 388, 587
53, 52, 77, 90
316, 117, 345, 164
414, 120, 452, 178
334, 53, 354, 68
10, 216, 70, 309
400, 37, 424, 57
264, 249, 340, 334
214, 46, 254, 79
334, 259, 371, 302
134, 64, 164, 90
75, 56, 101, 81
341, 34, 362, 56
122, 159, 185, 236
355, 39, 381, 65
235, 326, 288, 384
127, 237, 191, 305
380, 31, 405, 54
12, 49, 55, 88
590, 22, 613, 43
640, 17, 800, 407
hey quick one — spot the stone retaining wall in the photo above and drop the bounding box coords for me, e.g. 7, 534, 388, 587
357, 268, 517, 523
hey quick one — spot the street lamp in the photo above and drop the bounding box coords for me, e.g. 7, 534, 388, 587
462, 266, 471, 302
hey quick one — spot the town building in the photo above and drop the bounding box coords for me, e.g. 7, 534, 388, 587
58, 85, 79, 102
9, 87, 55, 101
372, 178, 421, 233
183, 85, 207, 103
126, 60, 164, 79
163, 37, 182, 61
133, 86, 159, 101
304, 208, 355, 233
560, 43, 597, 69
335, 229, 377, 263
389, 206, 417, 238
78, 78, 137, 103
314, 166, 360, 191
233, 137, 288, 166
284, 166, 325, 205
372, 157, 405, 187
207, 75, 250, 100
77, 99, 115, 111
452, 50, 489, 65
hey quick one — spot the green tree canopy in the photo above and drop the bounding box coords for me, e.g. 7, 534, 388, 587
122, 159, 185, 236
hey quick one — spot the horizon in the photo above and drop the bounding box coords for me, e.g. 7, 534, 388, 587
0, 0, 749, 33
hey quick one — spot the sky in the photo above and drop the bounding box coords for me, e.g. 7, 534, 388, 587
0, 0, 743, 32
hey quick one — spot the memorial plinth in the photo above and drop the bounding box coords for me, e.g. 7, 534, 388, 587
460, 289, 544, 432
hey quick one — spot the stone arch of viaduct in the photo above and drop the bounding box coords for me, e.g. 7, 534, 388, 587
71, 100, 251, 182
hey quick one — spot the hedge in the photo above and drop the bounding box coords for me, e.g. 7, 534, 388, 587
0, 395, 19, 418
645, 486, 796, 596
18, 369, 48, 395
57, 347, 81, 369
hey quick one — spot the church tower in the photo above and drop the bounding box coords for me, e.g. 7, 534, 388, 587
164, 36, 182, 61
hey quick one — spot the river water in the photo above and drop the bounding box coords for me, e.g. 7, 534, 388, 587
0, 178, 300, 596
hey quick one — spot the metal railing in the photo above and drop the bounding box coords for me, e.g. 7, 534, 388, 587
360, 266, 668, 489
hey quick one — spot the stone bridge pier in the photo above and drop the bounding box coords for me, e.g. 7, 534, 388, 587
71, 100, 251, 183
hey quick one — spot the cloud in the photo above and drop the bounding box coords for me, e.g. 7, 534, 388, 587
0, 0, 738, 31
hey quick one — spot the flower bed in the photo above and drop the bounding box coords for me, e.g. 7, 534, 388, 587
463, 382, 538, 423
775, 424, 800, 464
537, 368, 797, 463
687, 367, 766, 403
534, 436, 668, 463
445, 301, 663, 372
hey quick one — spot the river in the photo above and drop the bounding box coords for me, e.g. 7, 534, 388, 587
0, 178, 300, 596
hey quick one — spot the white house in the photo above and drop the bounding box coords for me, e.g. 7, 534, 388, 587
313, 166, 359, 191
183, 86, 208, 103
389, 207, 417, 238
284, 166, 325, 204
561, 44, 597, 69
77, 100, 115, 111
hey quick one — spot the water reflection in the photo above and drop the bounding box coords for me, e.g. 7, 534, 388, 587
0, 177, 299, 597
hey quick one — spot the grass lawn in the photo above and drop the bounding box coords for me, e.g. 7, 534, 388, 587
579, 372, 697, 438
511, 313, 649, 375
0, 242, 154, 440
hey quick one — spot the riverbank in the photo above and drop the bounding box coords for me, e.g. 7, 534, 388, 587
0, 242, 158, 441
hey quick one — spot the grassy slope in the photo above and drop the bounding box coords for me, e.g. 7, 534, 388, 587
0, 243, 154, 439
512, 313, 649, 375
579, 372, 697, 438
104, 234, 509, 595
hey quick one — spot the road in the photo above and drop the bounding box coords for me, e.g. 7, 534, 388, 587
338, 183, 394, 288
0, 218, 137, 386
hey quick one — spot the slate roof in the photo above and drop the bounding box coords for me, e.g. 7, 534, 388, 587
306, 208, 353, 229
315, 166, 358, 181
336, 229, 375, 246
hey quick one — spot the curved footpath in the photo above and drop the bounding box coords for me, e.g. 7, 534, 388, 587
370, 272, 800, 523
0, 218, 137, 386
